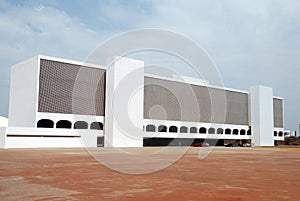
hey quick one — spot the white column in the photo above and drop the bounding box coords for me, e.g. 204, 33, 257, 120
250, 86, 274, 146
8, 56, 39, 127
104, 56, 144, 147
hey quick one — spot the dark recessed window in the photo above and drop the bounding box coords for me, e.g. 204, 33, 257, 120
90, 122, 103, 130
208, 128, 215, 134
190, 127, 197, 133
37, 119, 54, 128
146, 124, 156, 132
74, 121, 88, 129
199, 127, 207, 134
169, 126, 178, 133
56, 120, 72, 129
158, 125, 167, 132
217, 128, 223, 134
180, 126, 188, 133
225, 128, 231, 135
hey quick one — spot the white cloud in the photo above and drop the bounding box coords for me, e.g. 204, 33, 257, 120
133, 0, 300, 130
0, 2, 102, 63
0, 1, 103, 117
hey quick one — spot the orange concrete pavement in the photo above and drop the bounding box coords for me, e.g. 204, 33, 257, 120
1, 147, 300, 201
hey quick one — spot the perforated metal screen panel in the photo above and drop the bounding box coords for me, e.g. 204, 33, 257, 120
144, 77, 249, 125
38, 59, 106, 116
224, 90, 249, 125
273, 98, 283, 127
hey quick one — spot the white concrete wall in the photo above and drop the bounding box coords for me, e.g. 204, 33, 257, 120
105, 56, 144, 147
0, 127, 6, 148
250, 86, 274, 146
0, 127, 103, 148
0, 116, 8, 127
8, 56, 39, 127
5, 137, 82, 148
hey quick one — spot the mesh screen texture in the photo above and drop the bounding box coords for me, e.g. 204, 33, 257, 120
144, 77, 249, 125
38, 59, 106, 116
273, 98, 283, 127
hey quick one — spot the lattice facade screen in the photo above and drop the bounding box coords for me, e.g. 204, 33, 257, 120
144, 77, 249, 125
38, 59, 106, 116
224, 90, 249, 125
273, 98, 284, 128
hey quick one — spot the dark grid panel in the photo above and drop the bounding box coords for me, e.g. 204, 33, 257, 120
38, 59, 106, 116
224, 90, 249, 125
273, 98, 283, 127
144, 77, 249, 125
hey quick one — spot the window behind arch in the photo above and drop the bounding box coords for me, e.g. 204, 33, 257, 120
225, 128, 231, 135
199, 127, 207, 134
146, 124, 156, 132
208, 128, 215, 134
233, 129, 239, 135
217, 128, 223, 134
180, 126, 188, 133
74, 121, 88, 129
169, 126, 178, 133
37, 119, 54, 128
158, 125, 167, 132
56, 120, 72, 129
190, 127, 197, 133
90, 122, 103, 130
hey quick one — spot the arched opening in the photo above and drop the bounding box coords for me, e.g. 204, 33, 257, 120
278, 131, 283, 137
217, 128, 223, 134
158, 125, 167, 132
240, 129, 246, 135
90, 122, 103, 130
233, 129, 239, 135
180, 126, 188, 133
190, 127, 197, 133
274, 131, 278, 136
169, 126, 178, 133
208, 128, 215, 134
146, 124, 156, 132
199, 127, 207, 134
74, 121, 88, 129
56, 120, 72, 129
247, 129, 251, 135
37, 119, 54, 128
225, 128, 231, 135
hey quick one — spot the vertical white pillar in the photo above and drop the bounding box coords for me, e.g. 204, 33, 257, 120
250, 86, 274, 146
8, 56, 39, 127
104, 56, 144, 147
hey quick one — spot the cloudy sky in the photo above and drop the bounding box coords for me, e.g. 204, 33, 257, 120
0, 0, 299, 131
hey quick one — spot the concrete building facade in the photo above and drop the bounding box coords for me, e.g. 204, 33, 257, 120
0, 55, 284, 148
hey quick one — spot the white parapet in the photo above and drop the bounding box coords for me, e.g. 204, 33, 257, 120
104, 56, 144, 147
250, 86, 274, 146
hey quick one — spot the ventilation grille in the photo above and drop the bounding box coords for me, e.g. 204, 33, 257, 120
38, 59, 106, 116
273, 98, 283, 127
144, 77, 249, 125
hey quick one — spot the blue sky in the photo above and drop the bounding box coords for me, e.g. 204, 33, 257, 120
0, 0, 299, 131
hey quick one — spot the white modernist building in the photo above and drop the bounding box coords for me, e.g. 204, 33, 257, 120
0, 55, 285, 148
